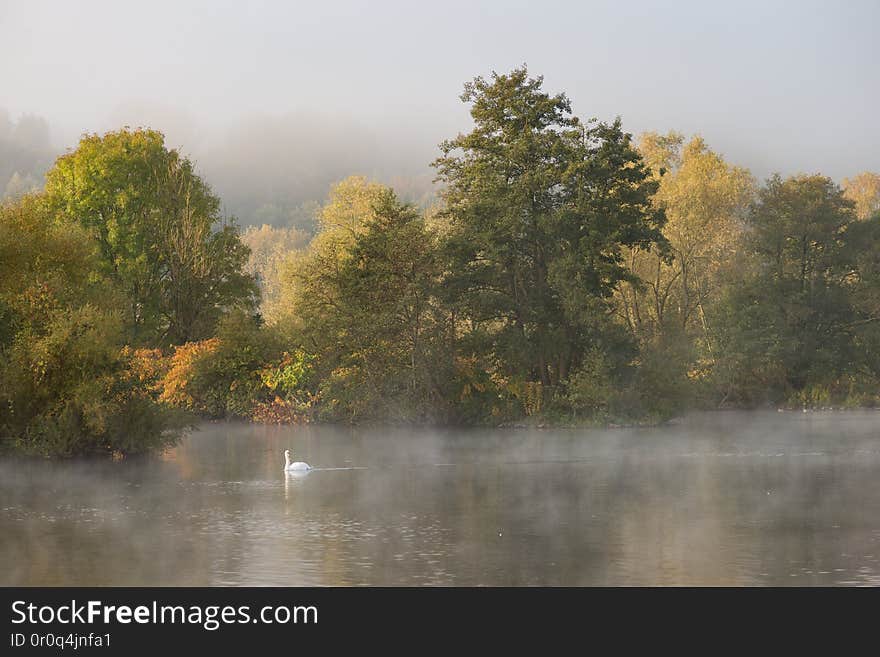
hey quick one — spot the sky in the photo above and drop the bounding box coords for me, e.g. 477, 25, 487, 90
1, 0, 878, 188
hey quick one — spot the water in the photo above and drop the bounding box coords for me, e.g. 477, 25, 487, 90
3, 410, 880, 586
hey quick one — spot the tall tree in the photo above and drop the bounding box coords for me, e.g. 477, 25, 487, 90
44, 128, 257, 345
274, 176, 389, 339
433, 67, 665, 387
278, 178, 448, 421
712, 175, 859, 400
617, 133, 754, 342
328, 191, 448, 420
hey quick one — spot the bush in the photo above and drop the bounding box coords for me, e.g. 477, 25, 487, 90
562, 349, 618, 420
157, 312, 314, 422
251, 350, 315, 423
159, 338, 222, 414
0, 306, 185, 457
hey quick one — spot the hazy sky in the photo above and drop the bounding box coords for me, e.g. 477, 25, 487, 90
1, 0, 878, 182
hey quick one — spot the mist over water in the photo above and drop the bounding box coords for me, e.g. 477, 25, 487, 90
3, 411, 880, 586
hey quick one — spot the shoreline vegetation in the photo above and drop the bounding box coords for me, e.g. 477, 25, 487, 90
3, 66, 880, 457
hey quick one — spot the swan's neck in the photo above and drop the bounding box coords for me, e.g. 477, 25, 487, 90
284, 452, 290, 468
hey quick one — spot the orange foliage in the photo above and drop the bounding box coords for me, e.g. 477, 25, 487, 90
158, 338, 220, 410
122, 347, 170, 394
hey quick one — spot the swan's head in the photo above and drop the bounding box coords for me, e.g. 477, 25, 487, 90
284, 449, 291, 457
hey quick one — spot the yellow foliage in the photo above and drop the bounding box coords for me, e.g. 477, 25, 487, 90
508, 380, 544, 416
271, 176, 390, 330
240, 224, 310, 322
617, 133, 755, 341
842, 171, 880, 220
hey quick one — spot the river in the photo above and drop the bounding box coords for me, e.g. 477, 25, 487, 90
3, 410, 880, 585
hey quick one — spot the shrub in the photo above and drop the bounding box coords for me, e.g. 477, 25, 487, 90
563, 349, 618, 420
157, 313, 315, 422
0, 306, 185, 457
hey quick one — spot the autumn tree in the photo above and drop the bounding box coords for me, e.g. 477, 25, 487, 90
842, 171, 880, 220
617, 133, 754, 346
0, 195, 182, 456
44, 128, 257, 345
273, 176, 389, 337
240, 223, 310, 323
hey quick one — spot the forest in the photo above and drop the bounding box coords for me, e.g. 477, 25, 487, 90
2, 67, 880, 456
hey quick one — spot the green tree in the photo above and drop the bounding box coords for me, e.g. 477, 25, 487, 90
44, 128, 257, 345
279, 179, 450, 422
433, 67, 665, 389
324, 191, 450, 421
843, 212, 880, 392
712, 175, 860, 402
274, 176, 390, 340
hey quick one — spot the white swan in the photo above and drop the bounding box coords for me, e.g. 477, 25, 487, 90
284, 449, 312, 472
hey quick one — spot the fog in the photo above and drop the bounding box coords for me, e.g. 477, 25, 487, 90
5, 412, 880, 585
0, 103, 440, 224
1, 0, 878, 223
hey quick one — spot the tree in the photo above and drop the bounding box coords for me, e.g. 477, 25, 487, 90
44, 128, 257, 345
433, 67, 665, 389
842, 171, 880, 220
615, 132, 755, 389
0, 195, 182, 456
274, 176, 390, 338
240, 223, 310, 323
277, 178, 450, 421
326, 191, 449, 421
712, 175, 860, 402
